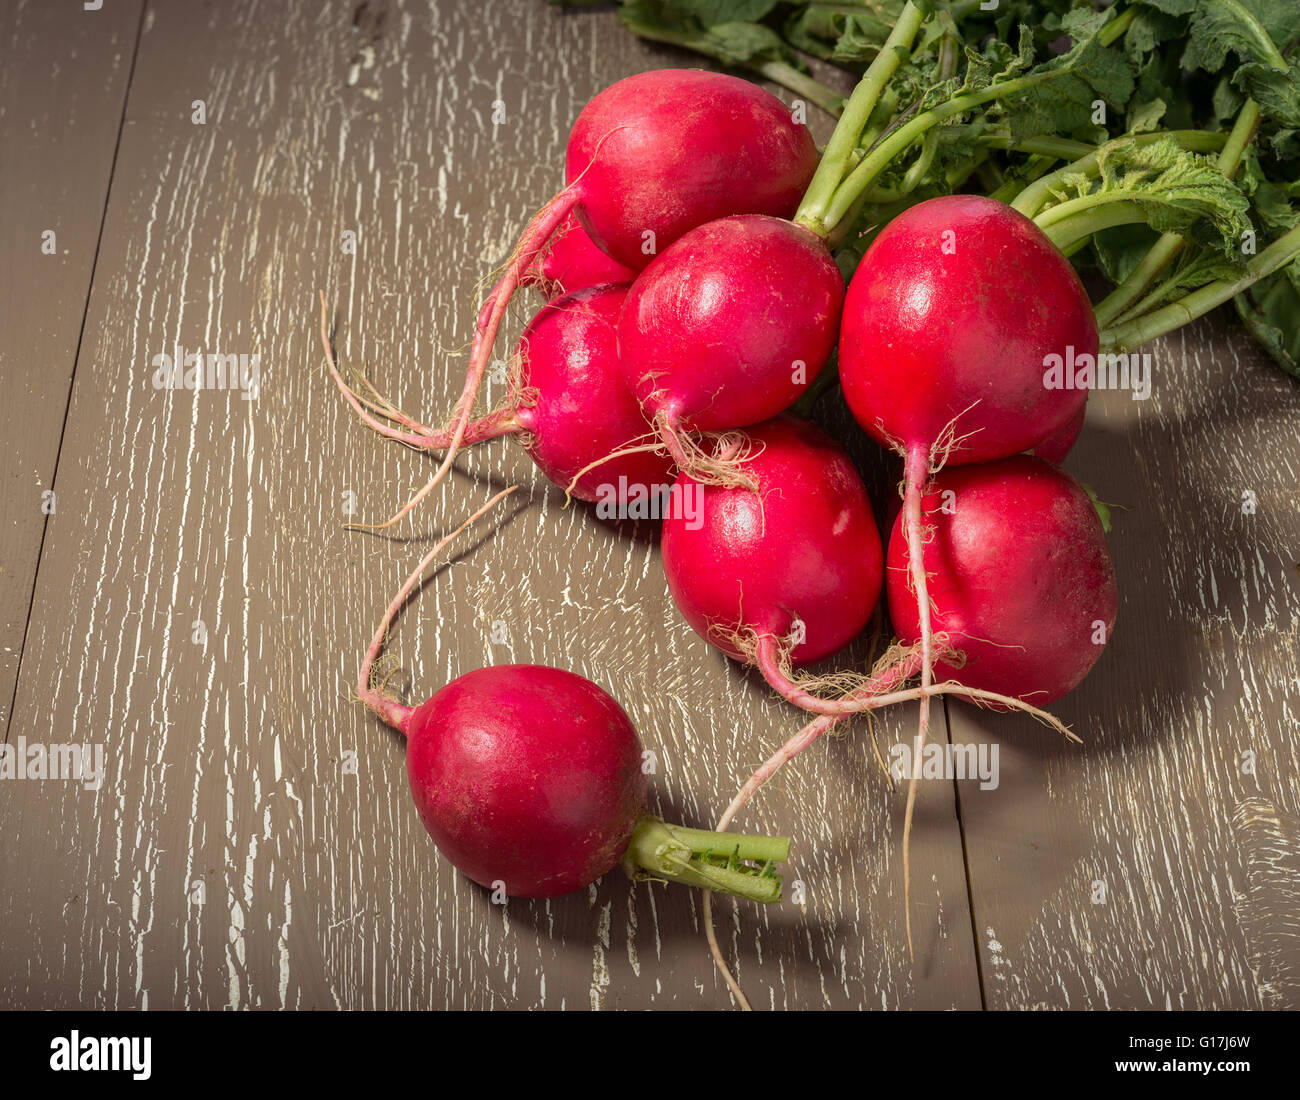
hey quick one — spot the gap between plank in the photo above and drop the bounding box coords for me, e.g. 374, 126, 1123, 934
3, 0, 149, 747
946, 694, 989, 1010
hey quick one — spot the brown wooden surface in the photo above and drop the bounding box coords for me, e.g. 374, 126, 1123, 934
0, 0, 1295, 1011
950, 321, 1300, 1010
0, 0, 145, 743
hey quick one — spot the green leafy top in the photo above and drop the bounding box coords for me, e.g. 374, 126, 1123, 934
571, 0, 1300, 376
784, 2, 909, 65
1041, 134, 1252, 255
617, 0, 802, 68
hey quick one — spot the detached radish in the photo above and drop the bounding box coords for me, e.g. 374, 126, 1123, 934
358, 487, 791, 901
618, 218, 844, 483
660, 416, 881, 689
321, 285, 673, 526
524, 212, 636, 299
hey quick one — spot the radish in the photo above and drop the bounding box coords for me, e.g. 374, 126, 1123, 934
511, 284, 674, 504
321, 285, 674, 526
659, 416, 880, 681
357, 487, 791, 902
617, 217, 844, 483
1031, 400, 1086, 464
839, 195, 1094, 464
523, 212, 635, 299
885, 455, 1118, 706
563, 71, 818, 271
407, 663, 648, 896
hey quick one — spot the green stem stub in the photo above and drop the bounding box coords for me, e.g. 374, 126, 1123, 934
622, 816, 790, 905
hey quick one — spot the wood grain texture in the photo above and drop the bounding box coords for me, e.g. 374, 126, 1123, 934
949, 320, 1300, 1010
2, 0, 1295, 1013
0, 0, 145, 740
0, 0, 977, 1010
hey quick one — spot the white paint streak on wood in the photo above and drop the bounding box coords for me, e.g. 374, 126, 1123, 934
0, 0, 989, 1010
955, 321, 1300, 1010
1232, 798, 1300, 1007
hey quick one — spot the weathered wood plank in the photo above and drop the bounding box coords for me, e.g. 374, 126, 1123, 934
0, 0, 978, 1009
0, 0, 145, 739
949, 320, 1300, 1009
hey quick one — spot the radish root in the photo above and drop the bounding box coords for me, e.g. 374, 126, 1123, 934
561, 430, 667, 503
702, 665, 1079, 1007
319, 292, 445, 450
318, 292, 523, 531
745, 629, 931, 704
318, 186, 577, 530
319, 291, 523, 453
901, 443, 933, 960
357, 485, 519, 734
653, 414, 760, 491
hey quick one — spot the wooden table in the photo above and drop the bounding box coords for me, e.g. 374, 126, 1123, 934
2, 0, 1296, 1011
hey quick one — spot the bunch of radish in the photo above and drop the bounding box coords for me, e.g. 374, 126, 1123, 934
321, 67, 822, 527
318, 0, 1300, 1008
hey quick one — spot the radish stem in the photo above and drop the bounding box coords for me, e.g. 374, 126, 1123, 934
1102, 223, 1300, 349
1037, 202, 1151, 251
814, 68, 1073, 235
795, 0, 928, 235
622, 817, 788, 904
751, 59, 845, 116
1009, 131, 1229, 219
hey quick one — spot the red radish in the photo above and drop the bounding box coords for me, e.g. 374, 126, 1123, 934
1032, 400, 1086, 463
660, 416, 880, 688
512, 285, 673, 503
406, 664, 646, 895
320, 285, 673, 526
358, 487, 791, 901
885, 455, 1118, 706
335, 70, 817, 522
564, 71, 819, 271
839, 196, 1094, 465
618, 217, 844, 482
524, 212, 636, 299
